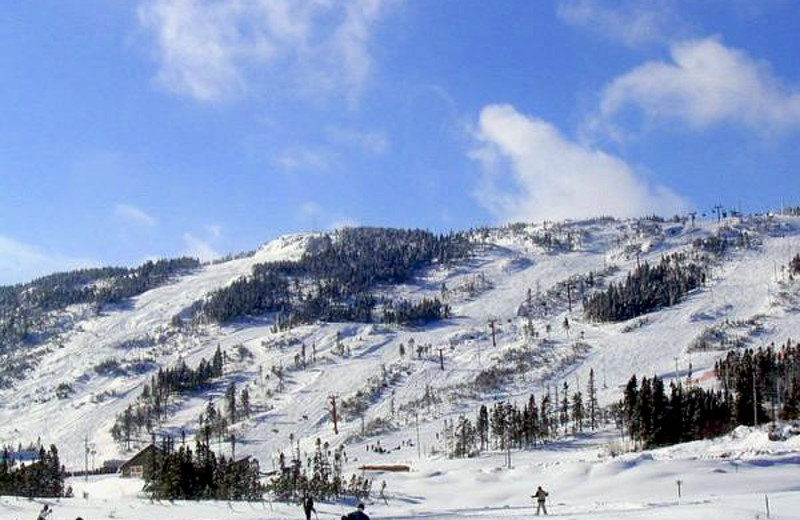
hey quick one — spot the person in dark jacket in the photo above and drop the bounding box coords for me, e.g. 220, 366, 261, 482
36, 504, 52, 520
302, 494, 316, 520
345, 502, 370, 520
532, 486, 549, 515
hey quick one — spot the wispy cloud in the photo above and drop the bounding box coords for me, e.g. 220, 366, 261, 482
326, 126, 389, 155
0, 235, 96, 286
557, 0, 684, 47
183, 232, 219, 262
471, 104, 686, 223
329, 217, 360, 230
275, 146, 334, 173
300, 202, 322, 219
137, 0, 396, 103
298, 202, 358, 231
592, 37, 800, 137
115, 203, 157, 226
206, 224, 223, 239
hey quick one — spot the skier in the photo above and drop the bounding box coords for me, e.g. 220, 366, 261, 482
36, 504, 52, 520
532, 485, 549, 515
379, 480, 388, 505
345, 502, 370, 520
302, 494, 317, 520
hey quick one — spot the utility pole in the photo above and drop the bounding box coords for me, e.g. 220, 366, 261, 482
753, 370, 759, 426
439, 348, 444, 371
84, 435, 89, 482
506, 428, 512, 469
713, 204, 723, 223
567, 281, 573, 312
415, 412, 421, 459
772, 378, 778, 422
489, 319, 497, 348
330, 395, 339, 435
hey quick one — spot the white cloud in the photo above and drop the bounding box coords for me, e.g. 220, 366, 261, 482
115, 203, 157, 226
298, 202, 358, 231
0, 235, 96, 286
471, 104, 686, 223
329, 217, 360, 230
557, 0, 682, 47
137, 0, 395, 103
300, 202, 322, 218
594, 37, 800, 136
183, 232, 219, 262
206, 224, 223, 239
326, 126, 389, 155
275, 147, 334, 173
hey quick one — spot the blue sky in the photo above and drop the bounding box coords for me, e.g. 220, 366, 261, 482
2, 0, 800, 284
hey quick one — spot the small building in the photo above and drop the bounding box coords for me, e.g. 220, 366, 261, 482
120, 445, 161, 479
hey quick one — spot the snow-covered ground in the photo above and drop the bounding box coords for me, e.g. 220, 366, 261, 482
2, 425, 798, 520
1, 214, 800, 519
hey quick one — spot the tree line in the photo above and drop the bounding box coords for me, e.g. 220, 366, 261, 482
0, 257, 199, 351
714, 340, 800, 423
619, 375, 731, 448
446, 338, 800, 458
444, 370, 601, 458
621, 339, 800, 449
267, 438, 371, 501
146, 434, 372, 502
0, 445, 67, 498
145, 437, 262, 501
196, 227, 470, 327
584, 253, 707, 322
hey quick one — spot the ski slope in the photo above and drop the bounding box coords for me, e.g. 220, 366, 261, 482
1, 214, 800, 519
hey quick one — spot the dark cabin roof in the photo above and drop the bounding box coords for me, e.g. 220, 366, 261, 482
120, 444, 161, 470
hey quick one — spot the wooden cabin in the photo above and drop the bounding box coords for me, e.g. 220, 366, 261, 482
119, 444, 160, 479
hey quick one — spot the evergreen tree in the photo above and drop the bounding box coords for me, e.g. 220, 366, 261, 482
560, 382, 570, 435
540, 391, 552, 438
213, 345, 224, 377
477, 405, 489, 451
587, 369, 599, 430
240, 387, 251, 419
571, 390, 584, 433
650, 377, 667, 446
226, 382, 238, 423
623, 376, 640, 442
524, 394, 539, 447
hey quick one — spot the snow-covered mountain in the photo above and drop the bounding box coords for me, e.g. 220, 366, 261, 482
1, 213, 800, 519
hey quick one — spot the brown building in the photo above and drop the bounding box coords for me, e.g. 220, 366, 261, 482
119, 444, 161, 479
